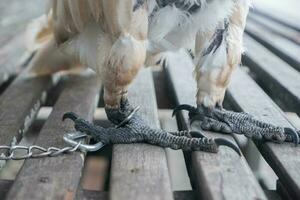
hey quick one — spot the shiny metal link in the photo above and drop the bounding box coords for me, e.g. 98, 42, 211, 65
0, 132, 105, 160
0, 142, 82, 160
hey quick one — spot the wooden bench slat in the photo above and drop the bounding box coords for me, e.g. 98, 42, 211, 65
248, 14, 300, 45
245, 20, 300, 72
0, 34, 33, 87
227, 68, 300, 199
250, 9, 300, 32
243, 34, 300, 115
5, 75, 101, 200
109, 69, 173, 200
0, 72, 53, 147
165, 52, 267, 200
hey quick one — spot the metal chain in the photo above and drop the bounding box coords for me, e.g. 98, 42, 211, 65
0, 142, 82, 160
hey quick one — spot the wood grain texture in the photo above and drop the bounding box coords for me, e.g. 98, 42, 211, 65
165, 52, 266, 200
5, 75, 101, 200
243, 34, 300, 115
245, 20, 300, 72
250, 8, 300, 32
227, 68, 300, 199
248, 14, 300, 45
109, 69, 173, 200
0, 72, 53, 147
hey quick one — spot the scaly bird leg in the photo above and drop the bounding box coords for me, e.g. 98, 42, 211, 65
173, 104, 300, 145
62, 99, 241, 155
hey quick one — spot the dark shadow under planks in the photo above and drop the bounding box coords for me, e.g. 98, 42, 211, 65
243, 35, 300, 115
245, 20, 300, 72
5, 75, 101, 200
248, 14, 300, 45
0, 71, 53, 147
164, 52, 267, 200
227, 68, 300, 199
109, 69, 173, 200
76, 189, 108, 200
0, 179, 13, 199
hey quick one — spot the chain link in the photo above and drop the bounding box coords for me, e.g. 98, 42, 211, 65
0, 132, 105, 161
0, 142, 82, 160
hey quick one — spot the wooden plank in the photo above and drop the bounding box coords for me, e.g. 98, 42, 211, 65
250, 9, 300, 32
6, 74, 101, 200
0, 34, 33, 86
245, 20, 300, 72
164, 51, 267, 200
0, 71, 54, 148
0, 179, 13, 199
227, 68, 300, 199
0, 0, 47, 46
243, 35, 300, 115
248, 14, 300, 45
109, 69, 173, 200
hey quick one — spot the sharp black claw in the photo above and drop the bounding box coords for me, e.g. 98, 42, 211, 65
172, 104, 197, 117
63, 112, 79, 122
284, 128, 299, 146
214, 138, 241, 156
189, 131, 205, 138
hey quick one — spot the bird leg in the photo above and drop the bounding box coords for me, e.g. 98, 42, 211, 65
62, 97, 241, 155
173, 104, 300, 145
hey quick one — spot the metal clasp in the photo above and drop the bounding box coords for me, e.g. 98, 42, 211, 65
63, 132, 105, 152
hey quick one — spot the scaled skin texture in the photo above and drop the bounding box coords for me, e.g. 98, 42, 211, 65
26, 0, 299, 154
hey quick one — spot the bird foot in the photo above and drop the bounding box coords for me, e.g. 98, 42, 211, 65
62, 102, 241, 155
173, 104, 300, 145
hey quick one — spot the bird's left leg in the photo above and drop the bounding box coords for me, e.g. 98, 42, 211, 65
62, 0, 240, 154
173, 1, 299, 144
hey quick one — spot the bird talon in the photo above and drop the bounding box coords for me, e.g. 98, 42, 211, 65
189, 131, 205, 138
214, 138, 241, 156
115, 106, 140, 128
284, 128, 299, 146
62, 112, 79, 122
172, 104, 198, 118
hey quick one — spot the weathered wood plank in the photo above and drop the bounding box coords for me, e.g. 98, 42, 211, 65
250, 9, 300, 32
248, 14, 300, 45
0, 71, 54, 148
0, 0, 47, 46
245, 20, 300, 72
6, 74, 101, 200
165, 51, 267, 200
227, 68, 300, 199
243, 35, 300, 115
109, 69, 173, 200
0, 34, 33, 87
